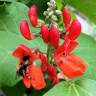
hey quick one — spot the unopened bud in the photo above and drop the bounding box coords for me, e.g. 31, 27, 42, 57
51, 15, 58, 21
48, 11, 54, 17
43, 11, 47, 16
55, 10, 61, 15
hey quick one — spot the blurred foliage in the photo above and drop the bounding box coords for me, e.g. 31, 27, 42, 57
2, 81, 26, 96
68, 0, 96, 23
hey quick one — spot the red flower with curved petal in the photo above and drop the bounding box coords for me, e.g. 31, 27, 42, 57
54, 54, 86, 78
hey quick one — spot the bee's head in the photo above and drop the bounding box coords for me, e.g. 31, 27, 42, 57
23, 55, 30, 61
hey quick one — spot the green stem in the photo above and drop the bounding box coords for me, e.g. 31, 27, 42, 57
47, 44, 51, 64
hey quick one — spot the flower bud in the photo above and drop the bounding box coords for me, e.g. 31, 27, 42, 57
49, 24, 60, 48
68, 19, 81, 40
62, 7, 71, 27
48, 64, 58, 85
20, 20, 33, 40
41, 25, 49, 43
28, 5, 38, 27
48, 64, 57, 78
40, 53, 47, 73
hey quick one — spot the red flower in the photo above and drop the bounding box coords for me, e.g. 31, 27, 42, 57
68, 19, 81, 40
12, 45, 46, 89
23, 64, 46, 90
48, 64, 59, 85
41, 25, 49, 43
20, 19, 34, 40
28, 5, 38, 27
53, 32, 86, 78
49, 24, 60, 48
62, 7, 71, 27
54, 54, 86, 78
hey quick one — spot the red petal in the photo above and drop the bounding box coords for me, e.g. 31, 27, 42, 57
31, 48, 40, 62
53, 41, 65, 60
68, 19, 81, 40
53, 38, 78, 60
49, 24, 60, 48
40, 53, 47, 72
66, 40, 78, 53
63, 38, 78, 55
27, 65, 46, 90
28, 5, 37, 17
22, 76, 31, 88
62, 7, 71, 27
20, 19, 32, 40
12, 44, 31, 59
54, 54, 86, 78
41, 25, 49, 43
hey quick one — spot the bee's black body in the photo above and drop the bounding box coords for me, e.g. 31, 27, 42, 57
16, 55, 30, 77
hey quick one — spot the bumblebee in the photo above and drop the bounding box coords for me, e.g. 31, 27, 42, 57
16, 55, 31, 77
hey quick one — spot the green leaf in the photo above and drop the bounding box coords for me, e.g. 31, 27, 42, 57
68, 0, 96, 23
0, 2, 29, 34
44, 79, 96, 96
73, 33, 96, 80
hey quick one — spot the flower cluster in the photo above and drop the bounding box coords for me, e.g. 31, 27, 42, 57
12, 3, 86, 90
